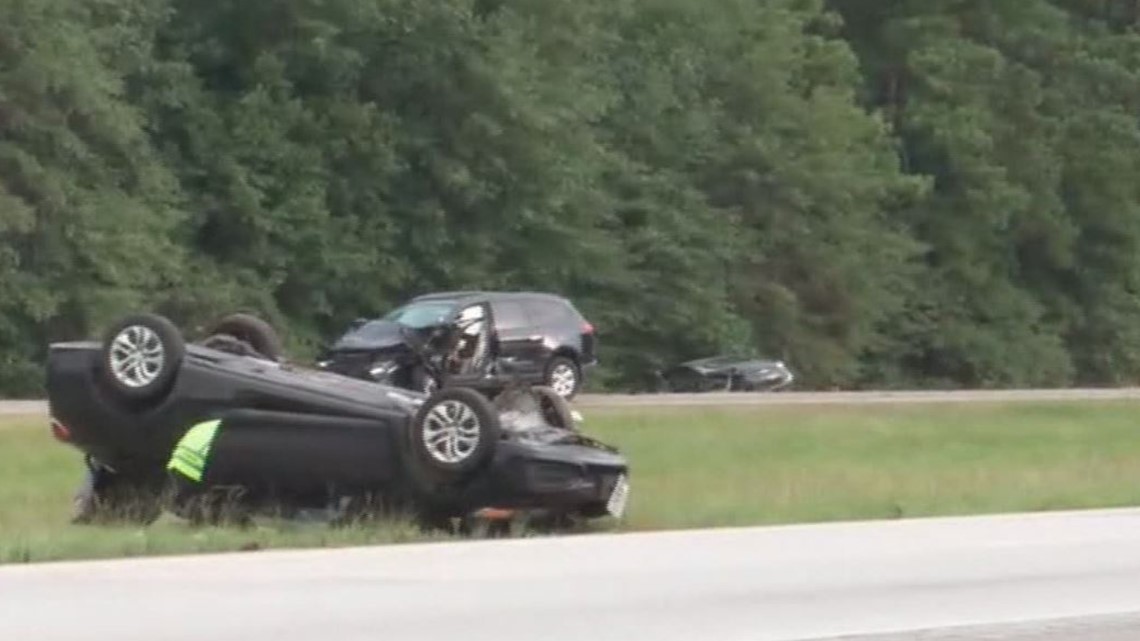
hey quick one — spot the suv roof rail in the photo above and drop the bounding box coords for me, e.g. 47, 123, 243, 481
412, 290, 569, 302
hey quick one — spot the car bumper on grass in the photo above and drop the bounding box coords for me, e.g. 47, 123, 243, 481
457, 441, 630, 519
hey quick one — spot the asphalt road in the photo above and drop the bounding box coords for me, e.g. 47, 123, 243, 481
7, 387, 1140, 416
3, 508, 1140, 641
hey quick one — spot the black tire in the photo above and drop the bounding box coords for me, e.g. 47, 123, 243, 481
407, 387, 501, 480
198, 333, 265, 359
543, 355, 581, 400
531, 385, 578, 431
99, 312, 185, 402
206, 313, 282, 361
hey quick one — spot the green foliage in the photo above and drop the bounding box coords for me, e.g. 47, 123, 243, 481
833, 0, 1140, 388
2, 0, 1140, 394
0, 0, 186, 394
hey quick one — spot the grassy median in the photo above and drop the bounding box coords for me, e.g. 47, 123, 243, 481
3, 399, 1140, 563
589, 400, 1140, 529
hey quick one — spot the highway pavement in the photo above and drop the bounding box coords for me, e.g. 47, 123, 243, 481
3, 508, 1140, 640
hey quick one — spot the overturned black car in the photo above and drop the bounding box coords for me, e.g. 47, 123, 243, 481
655, 355, 795, 393
46, 311, 629, 532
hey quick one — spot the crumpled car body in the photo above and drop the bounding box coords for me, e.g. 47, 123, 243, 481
316, 318, 441, 391
315, 291, 598, 401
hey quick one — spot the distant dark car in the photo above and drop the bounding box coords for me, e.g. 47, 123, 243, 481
47, 311, 629, 530
318, 291, 597, 400
656, 355, 795, 393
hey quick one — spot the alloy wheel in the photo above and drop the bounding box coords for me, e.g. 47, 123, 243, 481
109, 325, 165, 389
422, 399, 482, 464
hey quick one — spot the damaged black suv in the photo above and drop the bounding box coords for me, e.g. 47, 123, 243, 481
317, 291, 598, 400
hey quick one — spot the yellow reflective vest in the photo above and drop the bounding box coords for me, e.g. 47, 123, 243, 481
166, 419, 221, 483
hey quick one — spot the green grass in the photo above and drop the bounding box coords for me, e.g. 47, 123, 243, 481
0, 416, 459, 564
4, 400, 1140, 563
586, 401, 1140, 529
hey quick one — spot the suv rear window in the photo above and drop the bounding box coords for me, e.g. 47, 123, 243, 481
490, 300, 529, 330
523, 298, 578, 325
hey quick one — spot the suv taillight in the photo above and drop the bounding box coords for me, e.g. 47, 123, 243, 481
582, 321, 595, 334
50, 418, 72, 443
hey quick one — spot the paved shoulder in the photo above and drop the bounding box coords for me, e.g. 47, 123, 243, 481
4, 508, 1140, 641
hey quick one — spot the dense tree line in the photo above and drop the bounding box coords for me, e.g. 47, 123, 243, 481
2, 0, 1140, 395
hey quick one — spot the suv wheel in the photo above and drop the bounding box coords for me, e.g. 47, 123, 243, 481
544, 356, 581, 399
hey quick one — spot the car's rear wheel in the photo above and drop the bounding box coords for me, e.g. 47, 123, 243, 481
205, 313, 282, 361
544, 356, 581, 399
99, 312, 185, 402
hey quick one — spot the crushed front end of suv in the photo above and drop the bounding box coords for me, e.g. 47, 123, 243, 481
317, 291, 598, 400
